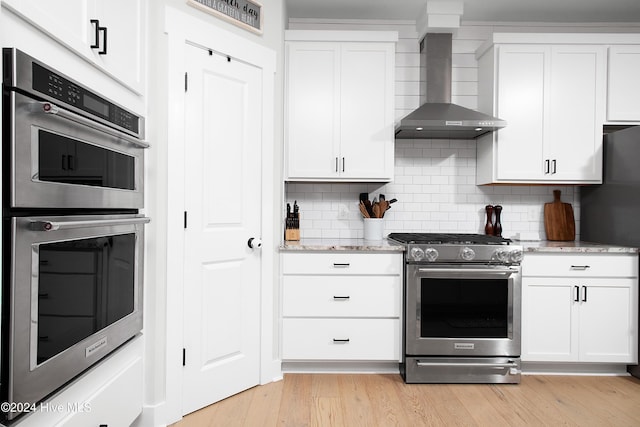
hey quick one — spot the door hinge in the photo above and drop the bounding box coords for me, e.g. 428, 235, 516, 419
183, 348, 186, 366
184, 72, 188, 92
184, 211, 188, 229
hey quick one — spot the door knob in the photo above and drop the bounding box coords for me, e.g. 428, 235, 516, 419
247, 238, 262, 249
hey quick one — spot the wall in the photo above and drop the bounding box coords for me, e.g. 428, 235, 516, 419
286, 19, 640, 240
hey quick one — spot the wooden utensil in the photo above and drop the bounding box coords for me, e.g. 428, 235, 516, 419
544, 190, 576, 241
359, 201, 370, 218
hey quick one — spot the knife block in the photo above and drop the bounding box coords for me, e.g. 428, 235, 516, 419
285, 212, 300, 241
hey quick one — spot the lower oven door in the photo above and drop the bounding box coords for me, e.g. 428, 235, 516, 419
404, 357, 521, 384
4, 214, 149, 420
405, 263, 521, 357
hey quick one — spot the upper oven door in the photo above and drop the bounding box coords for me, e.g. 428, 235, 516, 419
7, 91, 146, 209
405, 263, 522, 357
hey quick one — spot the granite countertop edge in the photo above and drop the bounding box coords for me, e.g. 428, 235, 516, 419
279, 238, 405, 252
279, 238, 638, 254
518, 240, 639, 254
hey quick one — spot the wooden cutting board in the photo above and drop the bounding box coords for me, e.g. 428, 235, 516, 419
544, 190, 576, 241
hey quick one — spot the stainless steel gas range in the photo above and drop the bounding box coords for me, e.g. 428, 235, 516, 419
388, 233, 523, 384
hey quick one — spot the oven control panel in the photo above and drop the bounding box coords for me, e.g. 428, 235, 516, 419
407, 244, 523, 264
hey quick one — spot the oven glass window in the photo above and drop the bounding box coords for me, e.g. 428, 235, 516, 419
38, 130, 135, 190
37, 233, 135, 364
420, 278, 508, 338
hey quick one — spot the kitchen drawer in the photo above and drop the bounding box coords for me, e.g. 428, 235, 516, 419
282, 318, 400, 361
282, 252, 401, 275
282, 275, 401, 318
523, 253, 638, 277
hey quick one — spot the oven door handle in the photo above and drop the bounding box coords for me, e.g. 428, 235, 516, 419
30, 217, 151, 231
32, 101, 149, 149
416, 267, 519, 278
416, 361, 520, 369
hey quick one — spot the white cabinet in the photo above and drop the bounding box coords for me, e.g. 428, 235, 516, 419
522, 253, 638, 363
1, 0, 145, 93
284, 31, 397, 182
14, 336, 143, 427
607, 45, 640, 122
281, 252, 402, 361
476, 35, 606, 184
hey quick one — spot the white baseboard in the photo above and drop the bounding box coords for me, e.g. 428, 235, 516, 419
131, 401, 167, 427
522, 362, 631, 376
282, 361, 401, 374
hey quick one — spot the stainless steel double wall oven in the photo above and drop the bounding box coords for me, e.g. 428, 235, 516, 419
1, 48, 149, 422
388, 233, 523, 384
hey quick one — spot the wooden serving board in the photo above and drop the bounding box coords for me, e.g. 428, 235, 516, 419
544, 190, 576, 241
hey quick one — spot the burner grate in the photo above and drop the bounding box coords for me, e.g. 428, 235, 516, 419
387, 232, 511, 245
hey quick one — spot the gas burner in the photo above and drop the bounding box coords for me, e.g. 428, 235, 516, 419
388, 232, 511, 245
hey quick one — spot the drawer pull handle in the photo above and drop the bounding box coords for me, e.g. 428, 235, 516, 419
582, 285, 588, 302
574, 286, 580, 302
333, 263, 350, 268
570, 265, 590, 270
333, 296, 350, 300
333, 338, 350, 343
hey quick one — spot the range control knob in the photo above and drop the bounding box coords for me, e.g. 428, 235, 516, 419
460, 246, 476, 261
509, 248, 524, 263
425, 247, 439, 262
494, 248, 509, 262
410, 247, 425, 261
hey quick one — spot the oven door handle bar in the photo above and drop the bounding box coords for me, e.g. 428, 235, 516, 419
416, 267, 518, 277
30, 217, 151, 231
416, 361, 519, 369
33, 102, 150, 149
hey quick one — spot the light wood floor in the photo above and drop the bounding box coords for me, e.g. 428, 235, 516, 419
172, 373, 640, 426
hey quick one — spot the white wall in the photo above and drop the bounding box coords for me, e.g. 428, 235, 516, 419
285, 19, 640, 241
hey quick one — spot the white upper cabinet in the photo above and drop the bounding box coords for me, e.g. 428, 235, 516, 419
285, 31, 397, 182
476, 34, 606, 185
607, 44, 640, 122
1, 0, 145, 94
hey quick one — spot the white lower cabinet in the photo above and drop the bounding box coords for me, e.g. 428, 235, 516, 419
15, 336, 143, 427
281, 252, 402, 362
522, 253, 638, 363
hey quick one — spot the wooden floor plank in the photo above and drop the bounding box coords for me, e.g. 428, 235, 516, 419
172, 373, 640, 427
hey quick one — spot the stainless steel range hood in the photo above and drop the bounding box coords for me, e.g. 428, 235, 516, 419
395, 33, 506, 139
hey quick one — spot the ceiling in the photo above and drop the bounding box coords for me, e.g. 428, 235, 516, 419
286, 0, 640, 23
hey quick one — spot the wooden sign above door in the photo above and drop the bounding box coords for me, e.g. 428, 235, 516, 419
187, 0, 263, 35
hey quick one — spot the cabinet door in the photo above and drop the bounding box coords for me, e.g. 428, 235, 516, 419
522, 278, 577, 361
608, 45, 640, 121
1, 0, 93, 52
93, 0, 145, 93
494, 45, 547, 181
547, 45, 605, 182
339, 43, 394, 180
579, 279, 637, 363
285, 42, 340, 179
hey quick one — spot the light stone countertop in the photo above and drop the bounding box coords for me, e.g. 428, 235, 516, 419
279, 238, 405, 252
279, 238, 638, 254
519, 240, 639, 254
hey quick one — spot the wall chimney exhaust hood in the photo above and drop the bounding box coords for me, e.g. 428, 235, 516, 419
395, 33, 506, 139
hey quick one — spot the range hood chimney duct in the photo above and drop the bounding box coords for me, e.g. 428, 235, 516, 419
395, 33, 506, 140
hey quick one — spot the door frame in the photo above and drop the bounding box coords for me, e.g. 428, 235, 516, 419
164, 7, 279, 424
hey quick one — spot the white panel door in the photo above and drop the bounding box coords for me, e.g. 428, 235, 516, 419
522, 278, 577, 361
495, 45, 547, 181
285, 42, 340, 179
579, 279, 636, 362
182, 43, 262, 416
547, 45, 605, 181
340, 42, 394, 180
608, 45, 640, 121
